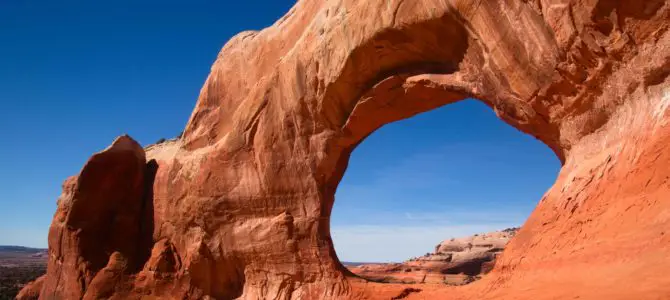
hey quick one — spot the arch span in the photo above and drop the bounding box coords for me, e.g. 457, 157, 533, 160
26, 1, 670, 300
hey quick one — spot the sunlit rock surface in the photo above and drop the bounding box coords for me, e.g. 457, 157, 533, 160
20, 0, 670, 299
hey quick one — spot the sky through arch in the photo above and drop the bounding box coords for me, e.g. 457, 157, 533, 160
331, 99, 560, 262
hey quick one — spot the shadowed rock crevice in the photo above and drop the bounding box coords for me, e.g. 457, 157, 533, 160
136, 159, 158, 273
390, 288, 421, 300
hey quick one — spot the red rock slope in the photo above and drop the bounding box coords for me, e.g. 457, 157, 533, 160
19, 0, 670, 299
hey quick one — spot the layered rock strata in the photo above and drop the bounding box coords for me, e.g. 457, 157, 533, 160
348, 229, 518, 285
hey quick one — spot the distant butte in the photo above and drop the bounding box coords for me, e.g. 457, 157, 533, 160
19, 0, 670, 299
348, 228, 519, 285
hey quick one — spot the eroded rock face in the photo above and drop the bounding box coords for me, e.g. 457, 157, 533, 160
28, 135, 152, 299
22, 0, 670, 299
16, 275, 44, 300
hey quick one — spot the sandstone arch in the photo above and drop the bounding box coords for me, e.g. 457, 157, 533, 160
22, 0, 670, 299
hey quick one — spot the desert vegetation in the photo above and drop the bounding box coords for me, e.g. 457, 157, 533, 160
0, 246, 47, 300
0, 266, 45, 300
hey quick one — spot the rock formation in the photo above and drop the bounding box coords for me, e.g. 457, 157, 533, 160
21, 136, 153, 300
19, 0, 670, 299
348, 229, 518, 285
15, 276, 44, 300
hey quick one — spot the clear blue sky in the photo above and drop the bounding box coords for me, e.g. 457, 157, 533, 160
332, 101, 560, 262
0, 1, 560, 262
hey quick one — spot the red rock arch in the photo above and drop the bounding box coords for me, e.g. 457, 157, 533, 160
22, 1, 670, 299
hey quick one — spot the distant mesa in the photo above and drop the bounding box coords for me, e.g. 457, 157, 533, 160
347, 228, 519, 285
0, 246, 46, 253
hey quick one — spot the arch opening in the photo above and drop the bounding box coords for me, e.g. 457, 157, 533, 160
328, 99, 561, 285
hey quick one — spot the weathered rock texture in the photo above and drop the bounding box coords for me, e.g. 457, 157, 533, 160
348, 229, 518, 285
20, 0, 670, 299
15, 275, 44, 300
22, 135, 154, 300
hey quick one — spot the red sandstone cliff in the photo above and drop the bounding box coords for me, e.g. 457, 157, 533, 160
19, 0, 670, 299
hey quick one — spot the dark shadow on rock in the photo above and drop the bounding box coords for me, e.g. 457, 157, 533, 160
134, 159, 158, 273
